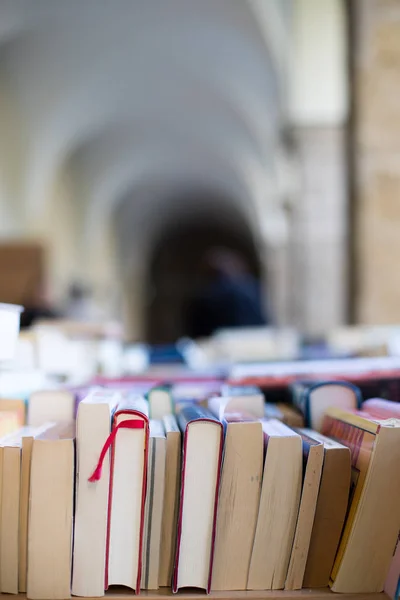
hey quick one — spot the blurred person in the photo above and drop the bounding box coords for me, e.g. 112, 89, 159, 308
186, 247, 268, 339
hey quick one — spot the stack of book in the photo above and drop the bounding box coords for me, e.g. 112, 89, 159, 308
229, 355, 400, 403
0, 380, 398, 600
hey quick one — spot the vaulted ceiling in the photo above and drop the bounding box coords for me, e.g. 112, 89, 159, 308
0, 0, 290, 247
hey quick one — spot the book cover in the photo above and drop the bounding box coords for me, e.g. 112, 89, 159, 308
173, 406, 223, 593
147, 385, 174, 420
285, 430, 324, 590
159, 415, 181, 587
301, 429, 351, 588
291, 380, 362, 430
105, 398, 150, 594
322, 407, 400, 592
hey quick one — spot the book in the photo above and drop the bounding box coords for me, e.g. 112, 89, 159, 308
172, 406, 223, 593
158, 415, 181, 587
247, 420, 302, 590
2, 424, 54, 594
229, 356, 400, 404
302, 429, 351, 587
217, 384, 265, 418
0, 431, 21, 594
72, 390, 121, 597
385, 538, 400, 600
285, 430, 324, 590
291, 380, 362, 431
208, 393, 260, 422
174, 397, 209, 414
148, 385, 173, 419
211, 412, 263, 590
19, 424, 55, 593
141, 420, 166, 590
322, 406, 400, 592
363, 398, 400, 419
264, 402, 304, 428
28, 390, 76, 427
27, 423, 75, 600
106, 397, 149, 593
360, 401, 400, 600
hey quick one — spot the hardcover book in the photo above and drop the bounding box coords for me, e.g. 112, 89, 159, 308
105, 397, 150, 593
173, 406, 223, 593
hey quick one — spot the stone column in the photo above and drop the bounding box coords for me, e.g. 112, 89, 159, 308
353, 0, 400, 323
288, 126, 348, 335
286, 0, 349, 335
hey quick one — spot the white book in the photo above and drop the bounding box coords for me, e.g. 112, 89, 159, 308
72, 390, 121, 597
107, 397, 149, 592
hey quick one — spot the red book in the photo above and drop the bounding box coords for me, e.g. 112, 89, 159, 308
173, 406, 223, 593
362, 398, 400, 419
99, 397, 150, 593
321, 406, 400, 592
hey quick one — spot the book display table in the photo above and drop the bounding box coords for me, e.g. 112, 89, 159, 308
0, 590, 387, 600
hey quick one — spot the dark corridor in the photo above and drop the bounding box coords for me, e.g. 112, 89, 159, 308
145, 213, 262, 344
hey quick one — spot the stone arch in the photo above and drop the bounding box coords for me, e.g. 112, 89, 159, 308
113, 184, 265, 342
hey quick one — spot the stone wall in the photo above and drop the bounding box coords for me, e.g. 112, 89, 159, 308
354, 0, 400, 323
288, 126, 348, 335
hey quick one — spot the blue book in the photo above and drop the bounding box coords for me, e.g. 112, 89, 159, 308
290, 380, 362, 431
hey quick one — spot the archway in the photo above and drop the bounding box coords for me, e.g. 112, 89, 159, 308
144, 198, 263, 344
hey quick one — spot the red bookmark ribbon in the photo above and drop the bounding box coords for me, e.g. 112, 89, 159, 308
88, 419, 145, 482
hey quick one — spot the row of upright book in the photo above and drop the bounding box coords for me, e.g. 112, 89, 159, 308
1, 377, 397, 599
